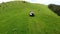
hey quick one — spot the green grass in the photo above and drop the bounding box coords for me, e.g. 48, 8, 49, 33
0, 1, 60, 34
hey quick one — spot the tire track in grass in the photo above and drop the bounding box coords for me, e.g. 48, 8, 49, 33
31, 21, 37, 34
13, 31, 17, 34
28, 17, 33, 34
32, 21, 37, 34
34, 18, 46, 34
28, 17, 35, 34
32, 17, 40, 34
28, 16, 37, 34
30, 16, 46, 34
28, 17, 37, 34
33, 19, 41, 34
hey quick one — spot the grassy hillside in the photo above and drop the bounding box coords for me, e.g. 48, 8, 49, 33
0, 1, 60, 34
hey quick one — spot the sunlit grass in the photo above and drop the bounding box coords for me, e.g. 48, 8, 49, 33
0, 1, 60, 34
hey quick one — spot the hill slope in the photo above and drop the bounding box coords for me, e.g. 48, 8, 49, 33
0, 1, 60, 34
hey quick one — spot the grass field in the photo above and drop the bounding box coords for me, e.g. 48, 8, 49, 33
0, 1, 60, 34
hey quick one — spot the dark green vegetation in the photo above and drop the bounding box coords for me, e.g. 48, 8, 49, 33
0, 1, 60, 34
48, 4, 60, 16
